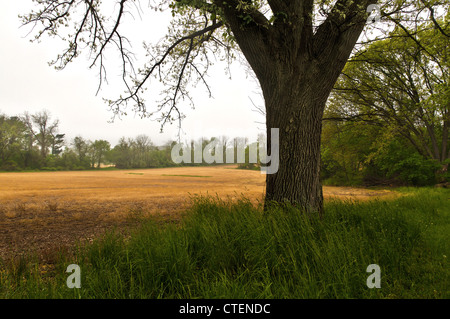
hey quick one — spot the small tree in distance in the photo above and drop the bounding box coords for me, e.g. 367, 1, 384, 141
91, 139, 111, 169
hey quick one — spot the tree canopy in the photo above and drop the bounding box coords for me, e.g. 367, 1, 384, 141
332, 23, 448, 157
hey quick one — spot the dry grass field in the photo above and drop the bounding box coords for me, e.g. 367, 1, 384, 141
0, 166, 396, 262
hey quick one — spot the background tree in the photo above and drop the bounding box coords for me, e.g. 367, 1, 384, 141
90, 140, 111, 168
0, 114, 27, 170
72, 136, 90, 165
23, 110, 60, 161
134, 134, 155, 168
329, 22, 449, 182
320, 119, 379, 185
110, 137, 132, 169
51, 133, 66, 156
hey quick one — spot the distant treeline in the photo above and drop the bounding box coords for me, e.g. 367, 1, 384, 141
0, 110, 262, 172
112, 135, 264, 170
1, 109, 447, 186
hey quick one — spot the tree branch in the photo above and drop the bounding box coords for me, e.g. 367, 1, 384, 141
107, 20, 224, 128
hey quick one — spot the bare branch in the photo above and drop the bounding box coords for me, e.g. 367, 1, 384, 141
107, 19, 224, 127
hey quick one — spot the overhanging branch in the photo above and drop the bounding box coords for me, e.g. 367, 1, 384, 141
107, 20, 224, 130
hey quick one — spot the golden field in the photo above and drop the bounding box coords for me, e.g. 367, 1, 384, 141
0, 166, 395, 261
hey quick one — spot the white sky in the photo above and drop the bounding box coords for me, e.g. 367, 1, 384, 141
0, 1, 265, 147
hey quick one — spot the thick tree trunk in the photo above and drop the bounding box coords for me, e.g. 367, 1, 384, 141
262, 69, 328, 216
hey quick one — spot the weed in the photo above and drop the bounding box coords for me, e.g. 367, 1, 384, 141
46, 201, 58, 212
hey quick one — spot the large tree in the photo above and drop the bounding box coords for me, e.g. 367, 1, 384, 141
21, 0, 446, 215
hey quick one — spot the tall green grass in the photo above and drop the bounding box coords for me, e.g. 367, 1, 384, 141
1, 188, 448, 298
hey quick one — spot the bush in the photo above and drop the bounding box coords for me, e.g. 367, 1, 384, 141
366, 138, 440, 186
237, 162, 260, 170
394, 154, 440, 186
0, 160, 21, 171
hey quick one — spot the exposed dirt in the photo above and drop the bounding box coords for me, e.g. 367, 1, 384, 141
0, 166, 397, 262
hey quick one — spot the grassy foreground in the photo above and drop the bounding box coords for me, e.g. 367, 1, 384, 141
0, 188, 448, 299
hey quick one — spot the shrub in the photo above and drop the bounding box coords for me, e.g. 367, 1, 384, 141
0, 160, 21, 171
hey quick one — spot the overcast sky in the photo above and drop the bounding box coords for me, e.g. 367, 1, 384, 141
0, 1, 265, 147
